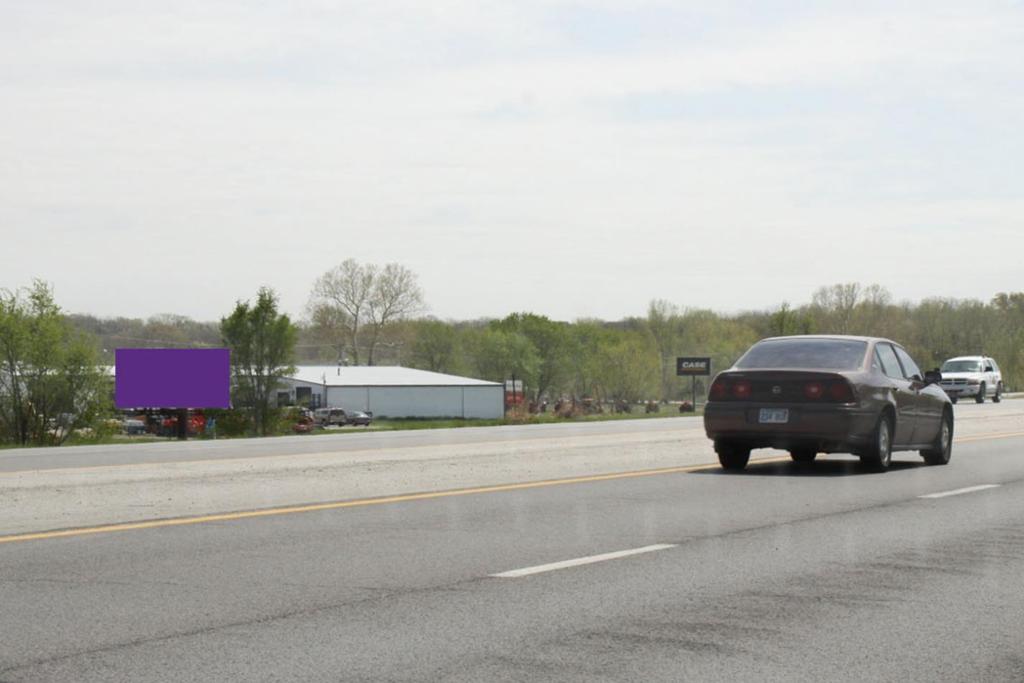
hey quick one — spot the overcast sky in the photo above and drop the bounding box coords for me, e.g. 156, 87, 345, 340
2, 1, 1022, 323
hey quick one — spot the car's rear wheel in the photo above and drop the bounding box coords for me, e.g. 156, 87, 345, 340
715, 441, 751, 471
790, 449, 817, 463
860, 414, 893, 471
976, 383, 986, 403
993, 383, 1003, 403
921, 409, 953, 466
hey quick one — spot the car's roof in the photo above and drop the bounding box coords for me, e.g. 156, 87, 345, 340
944, 355, 987, 361
759, 334, 894, 344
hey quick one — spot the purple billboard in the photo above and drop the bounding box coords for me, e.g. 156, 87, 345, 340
115, 348, 231, 409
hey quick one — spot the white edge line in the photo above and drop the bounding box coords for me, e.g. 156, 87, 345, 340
918, 484, 1001, 499
490, 543, 678, 578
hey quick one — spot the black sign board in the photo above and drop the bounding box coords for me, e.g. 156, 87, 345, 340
676, 357, 711, 376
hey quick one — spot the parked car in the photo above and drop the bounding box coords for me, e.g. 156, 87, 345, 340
346, 410, 373, 426
703, 335, 953, 471
292, 415, 317, 433
314, 407, 348, 426
122, 418, 147, 435
938, 356, 1003, 403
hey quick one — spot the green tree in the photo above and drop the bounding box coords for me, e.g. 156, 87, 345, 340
493, 313, 569, 401
465, 327, 540, 390
0, 281, 110, 446
409, 319, 459, 373
221, 287, 297, 436
565, 320, 610, 400
646, 299, 682, 401
991, 292, 1024, 389
769, 303, 813, 337
592, 330, 660, 403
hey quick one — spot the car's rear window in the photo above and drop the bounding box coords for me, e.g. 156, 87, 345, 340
735, 339, 868, 370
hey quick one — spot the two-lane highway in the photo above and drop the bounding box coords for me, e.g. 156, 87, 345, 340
1, 406, 1024, 681
3, 401, 1021, 536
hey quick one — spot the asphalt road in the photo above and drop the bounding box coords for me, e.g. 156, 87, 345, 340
2, 430, 1024, 681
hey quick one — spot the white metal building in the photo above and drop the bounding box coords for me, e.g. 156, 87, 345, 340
273, 366, 504, 419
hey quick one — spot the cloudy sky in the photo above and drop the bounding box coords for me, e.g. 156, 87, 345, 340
2, 1, 1022, 322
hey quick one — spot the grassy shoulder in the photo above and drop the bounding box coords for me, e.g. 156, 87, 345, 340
0, 406, 704, 449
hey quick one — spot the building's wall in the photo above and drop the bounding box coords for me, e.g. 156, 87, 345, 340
275, 378, 504, 419
274, 379, 325, 407
365, 387, 463, 418
326, 387, 370, 412
461, 386, 504, 419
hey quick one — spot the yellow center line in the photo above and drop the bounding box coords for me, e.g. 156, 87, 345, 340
955, 431, 1024, 443
0, 430, 1021, 546
0, 456, 789, 545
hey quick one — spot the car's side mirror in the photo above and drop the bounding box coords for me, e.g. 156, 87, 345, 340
924, 369, 942, 385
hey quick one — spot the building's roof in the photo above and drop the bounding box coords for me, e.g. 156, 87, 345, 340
287, 365, 501, 387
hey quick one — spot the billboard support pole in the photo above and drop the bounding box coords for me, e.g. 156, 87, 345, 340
177, 408, 188, 440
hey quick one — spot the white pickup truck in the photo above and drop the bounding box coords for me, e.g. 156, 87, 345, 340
938, 356, 1003, 403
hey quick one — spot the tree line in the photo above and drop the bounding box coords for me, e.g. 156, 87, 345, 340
67, 276, 1024, 406
3, 268, 1022, 445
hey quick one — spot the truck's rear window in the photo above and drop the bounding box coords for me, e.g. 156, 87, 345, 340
941, 360, 983, 373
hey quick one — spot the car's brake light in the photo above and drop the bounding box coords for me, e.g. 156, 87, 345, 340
804, 382, 824, 400
709, 379, 729, 400
828, 380, 855, 402
732, 380, 752, 399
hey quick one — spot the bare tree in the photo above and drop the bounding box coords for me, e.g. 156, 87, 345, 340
308, 260, 424, 365
646, 299, 680, 400
812, 283, 861, 334
366, 263, 424, 365
308, 260, 375, 365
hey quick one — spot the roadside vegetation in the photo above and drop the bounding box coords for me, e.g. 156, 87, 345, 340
3, 266, 1022, 447
0, 281, 112, 446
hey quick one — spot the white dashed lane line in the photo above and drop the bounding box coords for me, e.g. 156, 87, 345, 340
490, 544, 678, 578
493, 485, 1008, 579
918, 484, 1001, 499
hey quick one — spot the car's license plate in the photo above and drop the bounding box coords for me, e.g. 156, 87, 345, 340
759, 408, 789, 424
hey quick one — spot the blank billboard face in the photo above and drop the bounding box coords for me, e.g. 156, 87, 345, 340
115, 348, 231, 409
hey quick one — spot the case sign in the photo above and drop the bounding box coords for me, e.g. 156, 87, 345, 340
676, 357, 711, 376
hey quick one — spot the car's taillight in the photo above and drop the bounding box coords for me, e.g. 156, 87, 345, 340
803, 379, 854, 402
828, 380, 855, 402
709, 379, 729, 400
732, 380, 752, 399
